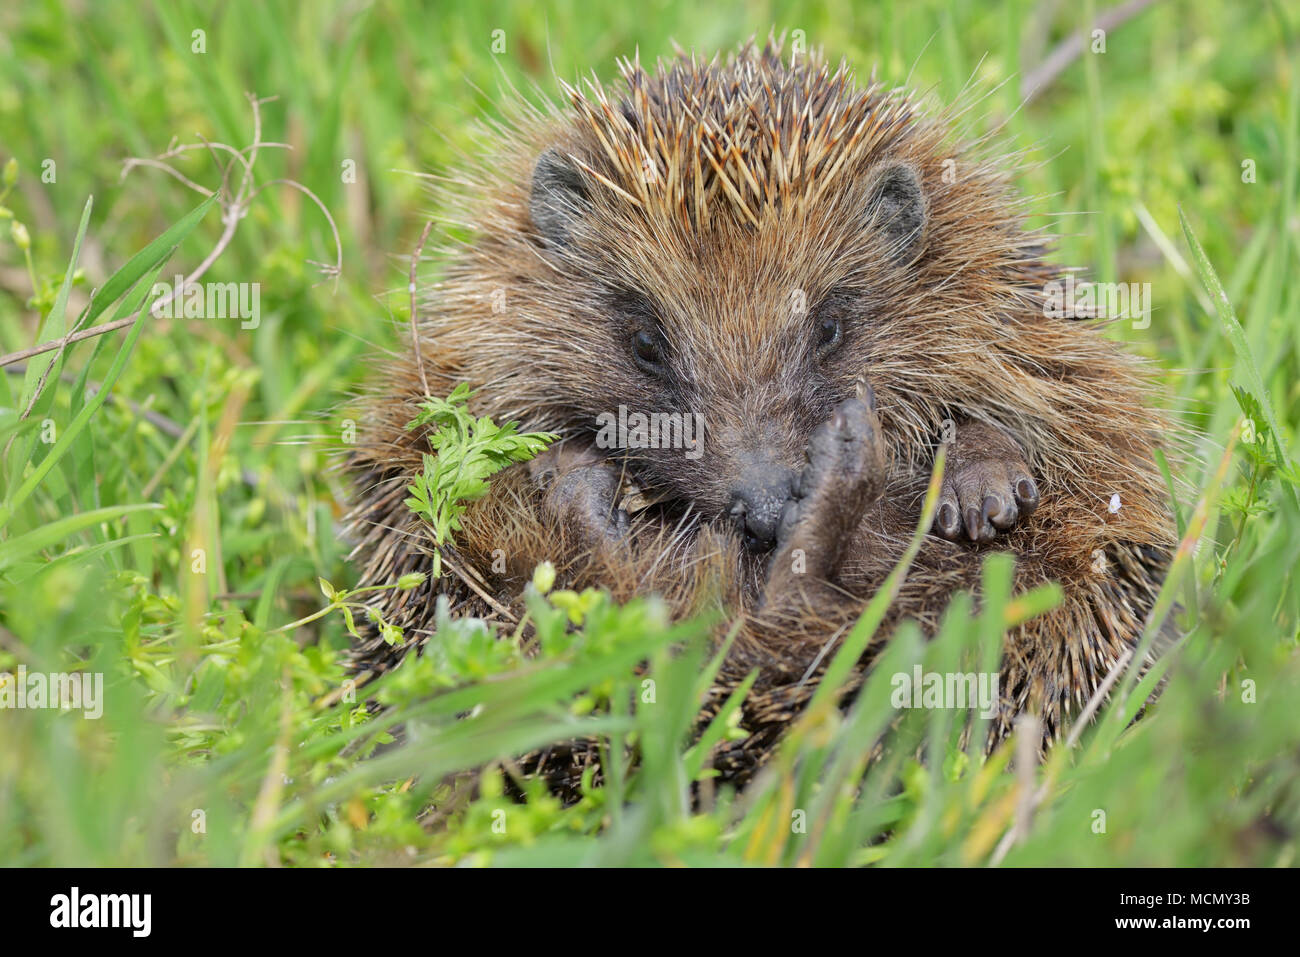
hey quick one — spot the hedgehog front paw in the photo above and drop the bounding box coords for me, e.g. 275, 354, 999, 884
544, 467, 631, 545
934, 421, 1038, 544
531, 444, 630, 546
772, 395, 887, 577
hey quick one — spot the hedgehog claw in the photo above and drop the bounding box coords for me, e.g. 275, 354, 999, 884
937, 501, 959, 537
1015, 476, 1039, 511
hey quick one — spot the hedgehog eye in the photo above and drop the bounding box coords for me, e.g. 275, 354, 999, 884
816, 315, 842, 356
612, 289, 669, 374
631, 329, 666, 371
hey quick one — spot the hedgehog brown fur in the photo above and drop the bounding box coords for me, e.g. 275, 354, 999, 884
343, 38, 1179, 794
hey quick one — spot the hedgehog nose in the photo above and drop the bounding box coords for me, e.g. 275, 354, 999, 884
728, 464, 795, 551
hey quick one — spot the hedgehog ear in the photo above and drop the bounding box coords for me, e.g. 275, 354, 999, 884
530, 149, 590, 249
865, 163, 927, 266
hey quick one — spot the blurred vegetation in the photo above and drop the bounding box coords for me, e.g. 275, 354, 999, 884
0, 0, 1298, 866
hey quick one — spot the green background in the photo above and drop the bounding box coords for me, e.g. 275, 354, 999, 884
0, 0, 1297, 867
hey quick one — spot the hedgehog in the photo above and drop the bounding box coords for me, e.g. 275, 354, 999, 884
343, 38, 1179, 794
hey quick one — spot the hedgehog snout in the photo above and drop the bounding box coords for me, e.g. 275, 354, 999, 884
727, 460, 796, 551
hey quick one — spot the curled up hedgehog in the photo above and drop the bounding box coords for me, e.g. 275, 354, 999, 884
344, 39, 1178, 793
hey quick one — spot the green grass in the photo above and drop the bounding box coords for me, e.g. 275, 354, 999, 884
1, 0, 1298, 866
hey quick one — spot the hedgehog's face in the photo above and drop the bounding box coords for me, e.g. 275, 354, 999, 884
526, 148, 928, 550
